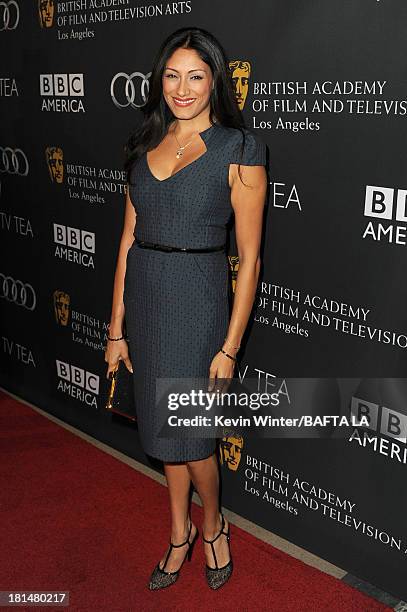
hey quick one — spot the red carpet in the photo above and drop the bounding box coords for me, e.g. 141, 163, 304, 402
0, 390, 391, 611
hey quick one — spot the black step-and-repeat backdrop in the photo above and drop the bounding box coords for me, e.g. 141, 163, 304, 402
2, 0, 407, 600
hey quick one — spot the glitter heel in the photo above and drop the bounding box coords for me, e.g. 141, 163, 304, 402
148, 520, 198, 591
203, 512, 233, 590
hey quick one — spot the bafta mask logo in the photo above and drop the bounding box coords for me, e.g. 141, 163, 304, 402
219, 430, 244, 471
54, 290, 70, 326
45, 147, 64, 184
38, 0, 55, 28
228, 255, 239, 293
229, 61, 251, 110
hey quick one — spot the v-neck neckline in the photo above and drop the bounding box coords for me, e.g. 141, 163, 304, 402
145, 123, 217, 183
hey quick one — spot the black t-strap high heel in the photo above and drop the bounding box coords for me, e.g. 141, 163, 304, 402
202, 512, 233, 589
148, 519, 198, 591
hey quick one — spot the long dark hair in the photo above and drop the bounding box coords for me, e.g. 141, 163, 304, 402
124, 26, 246, 181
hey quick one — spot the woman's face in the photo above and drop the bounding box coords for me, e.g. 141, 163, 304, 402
162, 47, 213, 121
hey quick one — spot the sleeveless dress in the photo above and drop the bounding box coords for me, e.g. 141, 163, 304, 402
123, 123, 267, 462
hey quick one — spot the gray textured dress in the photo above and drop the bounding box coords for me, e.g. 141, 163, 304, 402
123, 123, 266, 462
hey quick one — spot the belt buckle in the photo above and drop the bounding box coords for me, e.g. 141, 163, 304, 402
158, 244, 173, 252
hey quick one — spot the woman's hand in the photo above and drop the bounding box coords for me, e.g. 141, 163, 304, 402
208, 351, 236, 393
104, 339, 133, 379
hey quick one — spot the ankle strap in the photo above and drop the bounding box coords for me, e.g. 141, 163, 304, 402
202, 513, 228, 544
170, 520, 192, 548
161, 520, 193, 572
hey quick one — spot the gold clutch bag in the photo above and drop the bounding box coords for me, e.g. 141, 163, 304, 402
105, 359, 136, 421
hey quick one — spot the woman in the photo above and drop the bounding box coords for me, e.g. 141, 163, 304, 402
105, 26, 267, 591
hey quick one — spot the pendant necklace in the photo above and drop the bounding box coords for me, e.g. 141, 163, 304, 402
172, 130, 196, 159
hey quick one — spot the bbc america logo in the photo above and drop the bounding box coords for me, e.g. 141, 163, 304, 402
56, 359, 99, 408
363, 184, 407, 245
40, 74, 85, 113
53, 223, 95, 268
349, 396, 407, 464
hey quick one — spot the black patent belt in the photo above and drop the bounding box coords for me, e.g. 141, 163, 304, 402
135, 238, 225, 253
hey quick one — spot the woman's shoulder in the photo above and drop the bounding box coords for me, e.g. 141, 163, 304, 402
216, 125, 267, 166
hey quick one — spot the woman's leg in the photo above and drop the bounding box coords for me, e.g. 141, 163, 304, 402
158, 462, 197, 572
187, 453, 230, 568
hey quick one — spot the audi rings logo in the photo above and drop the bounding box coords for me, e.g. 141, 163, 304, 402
0, 147, 29, 176
1, 274, 36, 310
110, 71, 151, 109
0, 1, 19, 31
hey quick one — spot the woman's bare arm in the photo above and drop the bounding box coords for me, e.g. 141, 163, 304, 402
105, 188, 136, 376
209, 163, 267, 382
226, 163, 267, 349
